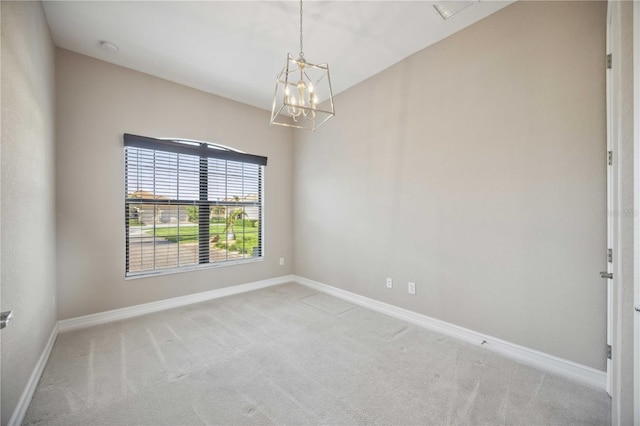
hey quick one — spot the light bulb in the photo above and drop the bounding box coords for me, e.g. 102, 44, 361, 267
284, 87, 290, 106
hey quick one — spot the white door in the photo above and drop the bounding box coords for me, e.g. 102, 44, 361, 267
605, 0, 615, 397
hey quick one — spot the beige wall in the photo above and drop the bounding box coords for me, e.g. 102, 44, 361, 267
293, 1, 607, 370
55, 49, 294, 320
1, 2, 57, 424
1, 0, 629, 422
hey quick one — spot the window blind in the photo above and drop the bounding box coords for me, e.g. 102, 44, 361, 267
124, 134, 266, 276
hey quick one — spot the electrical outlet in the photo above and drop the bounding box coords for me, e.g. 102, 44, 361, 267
408, 282, 416, 295
386, 277, 393, 288
279, 257, 285, 266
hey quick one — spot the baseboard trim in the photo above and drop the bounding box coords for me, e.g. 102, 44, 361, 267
10, 276, 294, 424
293, 275, 606, 391
16, 272, 604, 426
8, 323, 59, 426
58, 275, 294, 333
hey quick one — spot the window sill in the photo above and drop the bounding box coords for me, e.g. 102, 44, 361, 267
125, 256, 264, 280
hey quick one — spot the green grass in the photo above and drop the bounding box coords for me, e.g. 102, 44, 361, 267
214, 233, 259, 254
148, 224, 259, 255
151, 224, 225, 243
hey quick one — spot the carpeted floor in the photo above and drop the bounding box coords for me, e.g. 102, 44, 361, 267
24, 283, 610, 425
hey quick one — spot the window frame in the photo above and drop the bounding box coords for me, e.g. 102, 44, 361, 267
124, 133, 267, 278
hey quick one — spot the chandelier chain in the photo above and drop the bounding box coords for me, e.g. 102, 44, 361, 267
299, 0, 304, 58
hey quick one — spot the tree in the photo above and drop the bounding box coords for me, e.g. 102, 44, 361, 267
224, 208, 247, 241
186, 206, 199, 223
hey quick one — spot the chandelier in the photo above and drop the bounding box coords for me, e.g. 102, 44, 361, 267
270, 0, 335, 131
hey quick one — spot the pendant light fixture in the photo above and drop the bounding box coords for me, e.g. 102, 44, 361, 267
270, 0, 335, 131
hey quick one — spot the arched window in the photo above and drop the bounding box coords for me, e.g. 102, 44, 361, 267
124, 133, 267, 276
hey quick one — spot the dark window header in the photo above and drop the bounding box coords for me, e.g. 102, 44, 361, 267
124, 133, 268, 166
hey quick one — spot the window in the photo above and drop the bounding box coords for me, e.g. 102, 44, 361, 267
124, 133, 267, 276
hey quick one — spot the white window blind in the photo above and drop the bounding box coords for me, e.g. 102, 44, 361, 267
124, 134, 266, 276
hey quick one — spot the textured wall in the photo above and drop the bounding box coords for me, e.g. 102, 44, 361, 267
55, 49, 294, 320
0, 2, 57, 424
293, 1, 607, 370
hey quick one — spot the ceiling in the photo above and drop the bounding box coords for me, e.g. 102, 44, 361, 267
42, 1, 513, 111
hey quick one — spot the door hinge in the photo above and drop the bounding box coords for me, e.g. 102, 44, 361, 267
607, 344, 612, 359
608, 151, 613, 166
0, 311, 12, 329
606, 53, 612, 69
607, 248, 612, 263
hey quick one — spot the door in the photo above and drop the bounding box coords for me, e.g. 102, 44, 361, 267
605, 1, 615, 397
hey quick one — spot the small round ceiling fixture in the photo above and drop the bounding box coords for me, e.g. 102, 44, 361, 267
99, 40, 119, 52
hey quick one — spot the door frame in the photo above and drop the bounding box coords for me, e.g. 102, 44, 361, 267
605, 0, 615, 397
633, 2, 639, 424
608, 1, 639, 423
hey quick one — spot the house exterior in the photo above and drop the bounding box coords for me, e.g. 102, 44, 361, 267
127, 190, 190, 225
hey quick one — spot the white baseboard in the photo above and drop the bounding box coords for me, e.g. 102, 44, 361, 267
11, 276, 293, 424
293, 275, 606, 391
58, 275, 294, 333
8, 323, 59, 426
14, 272, 604, 426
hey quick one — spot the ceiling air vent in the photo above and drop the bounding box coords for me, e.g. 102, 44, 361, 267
433, 1, 477, 20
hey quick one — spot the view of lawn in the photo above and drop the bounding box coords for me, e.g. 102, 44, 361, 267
152, 223, 225, 243
142, 221, 260, 255
215, 234, 259, 255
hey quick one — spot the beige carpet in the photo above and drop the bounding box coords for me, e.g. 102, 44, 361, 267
24, 283, 610, 425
